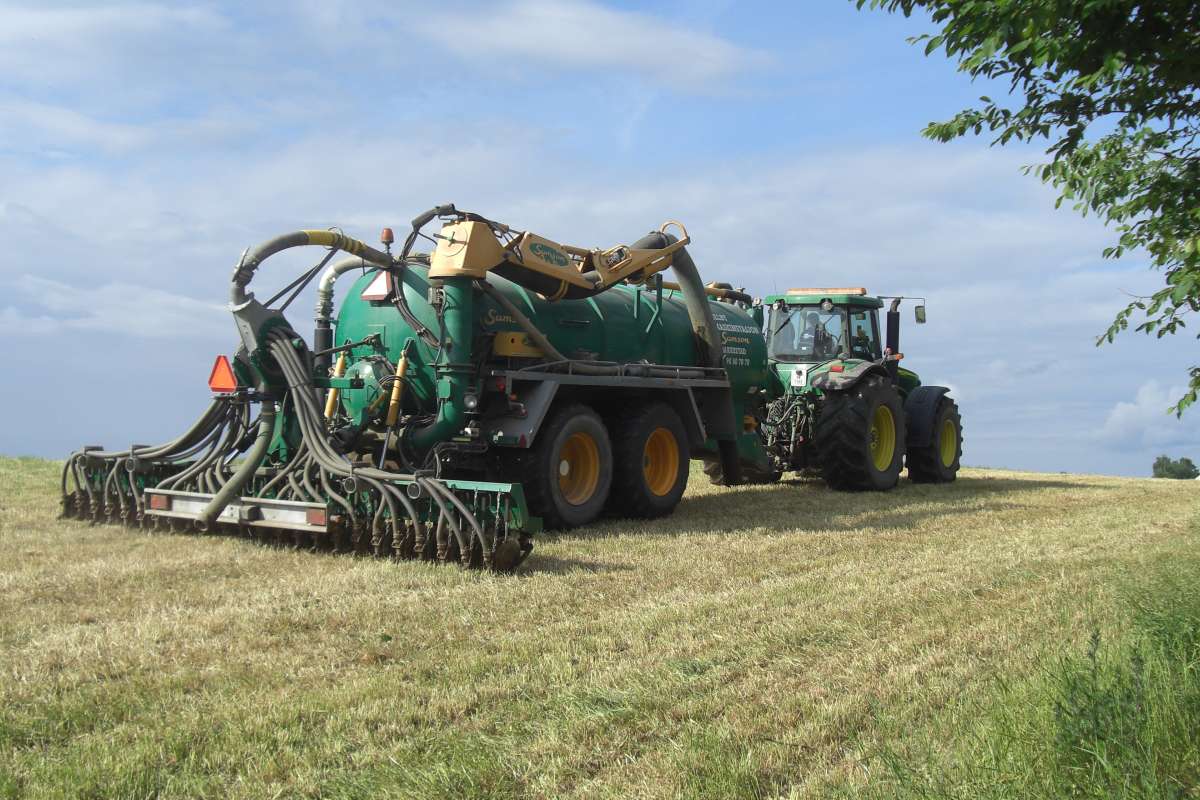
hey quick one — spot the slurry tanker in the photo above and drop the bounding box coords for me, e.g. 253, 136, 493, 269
62, 205, 961, 570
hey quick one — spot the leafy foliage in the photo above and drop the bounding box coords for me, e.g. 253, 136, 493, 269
857, 0, 1200, 414
1152, 454, 1199, 479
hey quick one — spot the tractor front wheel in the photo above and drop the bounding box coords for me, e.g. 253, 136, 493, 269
907, 398, 962, 483
815, 376, 906, 491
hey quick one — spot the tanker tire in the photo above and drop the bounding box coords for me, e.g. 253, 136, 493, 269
815, 375, 905, 491
608, 402, 689, 518
703, 459, 781, 486
510, 403, 612, 530
906, 398, 962, 483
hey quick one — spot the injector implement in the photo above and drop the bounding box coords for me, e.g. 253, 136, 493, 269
62, 205, 769, 570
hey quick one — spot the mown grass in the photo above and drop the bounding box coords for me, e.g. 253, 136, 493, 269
0, 457, 1196, 798
849, 555, 1200, 799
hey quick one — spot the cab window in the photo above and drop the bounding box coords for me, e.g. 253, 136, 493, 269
768, 304, 845, 362
848, 309, 881, 361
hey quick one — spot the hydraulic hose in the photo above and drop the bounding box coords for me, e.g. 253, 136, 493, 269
231, 230, 394, 306
314, 255, 372, 371
197, 400, 277, 529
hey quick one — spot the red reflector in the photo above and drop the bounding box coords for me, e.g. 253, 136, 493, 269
208, 355, 238, 393
305, 508, 327, 526
829, 363, 844, 373
360, 272, 393, 301
148, 494, 170, 510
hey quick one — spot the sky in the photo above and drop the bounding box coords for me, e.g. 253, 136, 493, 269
0, 0, 1196, 476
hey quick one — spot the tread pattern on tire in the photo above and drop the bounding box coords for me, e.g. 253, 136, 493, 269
907, 397, 962, 483
814, 375, 905, 491
506, 402, 611, 530
608, 402, 688, 518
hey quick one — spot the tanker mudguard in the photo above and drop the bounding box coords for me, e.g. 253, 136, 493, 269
904, 385, 950, 448
485, 373, 713, 450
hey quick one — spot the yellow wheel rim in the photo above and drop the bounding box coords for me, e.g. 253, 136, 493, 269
869, 405, 896, 472
939, 418, 957, 468
558, 432, 600, 506
642, 427, 680, 497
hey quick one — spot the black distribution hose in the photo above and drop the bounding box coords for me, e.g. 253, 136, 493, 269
63, 398, 230, 497
197, 401, 276, 529
419, 478, 465, 558
266, 328, 496, 560
158, 404, 243, 492
423, 478, 485, 562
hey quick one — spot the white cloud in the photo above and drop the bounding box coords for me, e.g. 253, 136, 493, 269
6, 276, 225, 339
1098, 381, 1200, 450
0, 3, 229, 88
0, 99, 152, 154
412, 0, 769, 89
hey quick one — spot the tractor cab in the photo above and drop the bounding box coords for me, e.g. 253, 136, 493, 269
763, 288, 888, 394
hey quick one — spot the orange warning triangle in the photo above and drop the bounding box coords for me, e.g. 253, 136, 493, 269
208, 355, 238, 393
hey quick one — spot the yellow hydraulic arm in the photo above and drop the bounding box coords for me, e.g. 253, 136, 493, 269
427, 217, 691, 301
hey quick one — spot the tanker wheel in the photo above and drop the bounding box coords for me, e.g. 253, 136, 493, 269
512, 402, 613, 530
814, 375, 906, 491
907, 398, 962, 483
607, 402, 689, 518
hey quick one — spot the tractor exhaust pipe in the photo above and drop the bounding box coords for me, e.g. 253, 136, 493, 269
886, 298, 901, 383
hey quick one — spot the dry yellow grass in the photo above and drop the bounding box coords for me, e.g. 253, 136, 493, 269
0, 457, 1196, 798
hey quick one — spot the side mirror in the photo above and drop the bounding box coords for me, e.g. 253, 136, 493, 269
914, 305, 927, 324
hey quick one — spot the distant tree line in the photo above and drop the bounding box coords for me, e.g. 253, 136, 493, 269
1152, 455, 1199, 480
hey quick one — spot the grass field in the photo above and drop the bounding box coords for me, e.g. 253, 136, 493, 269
1, 457, 1196, 799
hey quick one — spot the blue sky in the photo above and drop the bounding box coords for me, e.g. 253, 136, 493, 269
0, 0, 1196, 476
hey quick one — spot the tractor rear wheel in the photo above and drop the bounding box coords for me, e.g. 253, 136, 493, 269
508, 403, 613, 530
607, 402, 689, 518
815, 375, 906, 491
907, 398, 962, 483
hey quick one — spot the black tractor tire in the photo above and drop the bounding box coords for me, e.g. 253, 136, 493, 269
606, 402, 689, 518
703, 459, 782, 486
814, 375, 906, 491
506, 402, 612, 530
907, 398, 962, 483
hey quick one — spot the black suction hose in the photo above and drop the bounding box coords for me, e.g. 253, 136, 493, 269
197, 400, 277, 529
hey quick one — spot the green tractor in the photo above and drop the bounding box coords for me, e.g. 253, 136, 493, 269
711, 287, 962, 490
